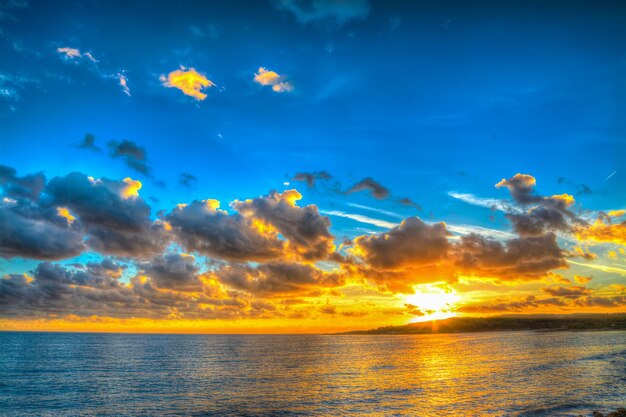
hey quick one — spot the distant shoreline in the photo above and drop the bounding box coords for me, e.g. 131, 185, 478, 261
338, 313, 626, 335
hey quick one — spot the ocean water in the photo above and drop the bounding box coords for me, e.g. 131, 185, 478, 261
0, 331, 624, 416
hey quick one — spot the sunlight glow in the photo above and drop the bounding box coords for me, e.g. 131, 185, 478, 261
404, 285, 460, 322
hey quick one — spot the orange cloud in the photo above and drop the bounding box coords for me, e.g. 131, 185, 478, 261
253, 67, 294, 93
120, 177, 142, 199
575, 218, 626, 246
160, 67, 215, 100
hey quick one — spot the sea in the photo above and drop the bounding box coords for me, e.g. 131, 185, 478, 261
1, 330, 625, 416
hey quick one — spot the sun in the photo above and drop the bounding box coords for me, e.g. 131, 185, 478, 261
403, 285, 460, 322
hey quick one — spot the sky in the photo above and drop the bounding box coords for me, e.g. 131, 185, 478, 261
0, 0, 625, 333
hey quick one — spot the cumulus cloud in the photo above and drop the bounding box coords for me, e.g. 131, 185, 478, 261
43, 172, 168, 258
274, 0, 369, 25
346, 216, 567, 292
253, 67, 294, 93
166, 199, 286, 262
139, 253, 203, 291
215, 261, 343, 296
496, 173, 583, 236
345, 177, 390, 199
0, 199, 85, 260
232, 189, 335, 260
160, 67, 215, 100
0, 164, 45, 200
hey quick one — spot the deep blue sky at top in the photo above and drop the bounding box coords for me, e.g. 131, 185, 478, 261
1, 0, 624, 237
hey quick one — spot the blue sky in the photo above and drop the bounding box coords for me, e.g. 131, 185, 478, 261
0, 0, 625, 329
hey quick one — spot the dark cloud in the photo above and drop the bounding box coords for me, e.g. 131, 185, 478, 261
348, 216, 568, 293
232, 190, 335, 260
0, 260, 240, 319
292, 171, 332, 188
506, 207, 570, 236
345, 177, 390, 200
453, 232, 566, 280
77, 133, 101, 152
497, 173, 585, 236
139, 253, 203, 291
166, 199, 286, 262
216, 261, 343, 296
541, 285, 591, 299
557, 177, 593, 196
352, 217, 449, 269
179, 173, 197, 188
496, 173, 539, 204
457, 295, 568, 313
398, 197, 422, 211
0, 164, 45, 201
0, 199, 85, 260
45, 172, 167, 258
108, 139, 151, 175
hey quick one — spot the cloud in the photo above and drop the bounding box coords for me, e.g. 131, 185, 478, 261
351, 217, 450, 270
345, 177, 390, 199
345, 215, 567, 292
56, 47, 98, 63
274, 0, 369, 25
139, 253, 203, 291
292, 171, 332, 187
179, 173, 197, 188
117, 73, 130, 96
398, 197, 422, 211
232, 189, 335, 260
215, 261, 343, 296
45, 172, 168, 257
160, 67, 215, 100
321, 209, 398, 229
77, 133, 101, 152
166, 199, 286, 262
0, 73, 40, 105
253, 67, 293, 93
541, 285, 591, 299
448, 191, 515, 213
495, 173, 539, 204
0, 164, 45, 200
108, 139, 151, 175
495, 173, 583, 236
0, 199, 85, 260
574, 215, 626, 246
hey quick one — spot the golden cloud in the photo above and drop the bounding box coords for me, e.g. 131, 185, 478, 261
253, 67, 294, 93
160, 67, 216, 100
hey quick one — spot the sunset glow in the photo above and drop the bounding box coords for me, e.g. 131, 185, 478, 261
1, 0, 624, 335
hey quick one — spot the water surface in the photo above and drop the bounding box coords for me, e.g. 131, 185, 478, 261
1, 331, 625, 416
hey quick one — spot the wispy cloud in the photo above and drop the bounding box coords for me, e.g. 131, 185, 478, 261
567, 260, 626, 276
347, 203, 404, 219
57, 47, 98, 63
321, 209, 397, 229
323, 208, 514, 239
448, 191, 517, 213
